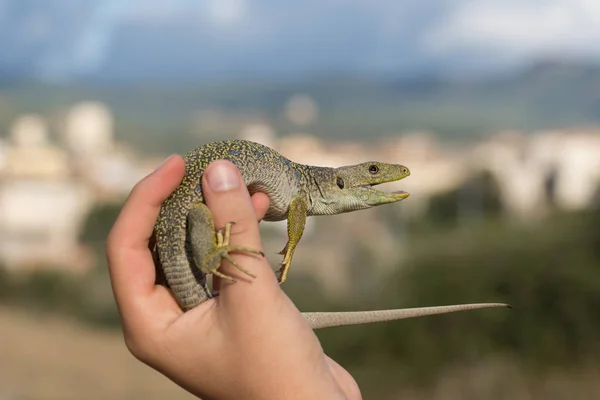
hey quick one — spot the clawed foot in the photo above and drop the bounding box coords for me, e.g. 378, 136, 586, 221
201, 221, 265, 282
275, 243, 294, 284
275, 259, 291, 284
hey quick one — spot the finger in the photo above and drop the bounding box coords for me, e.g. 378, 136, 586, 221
107, 155, 186, 309
109, 155, 185, 251
213, 191, 270, 291
251, 192, 270, 221
325, 357, 362, 400
201, 160, 279, 305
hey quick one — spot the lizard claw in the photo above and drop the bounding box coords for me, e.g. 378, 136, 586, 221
276, 261, 291, 284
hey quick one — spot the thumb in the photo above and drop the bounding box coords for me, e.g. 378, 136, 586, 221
201, 160, 280, 307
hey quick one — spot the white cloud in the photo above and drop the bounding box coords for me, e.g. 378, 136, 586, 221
423, 0, 600, 60
206, 0, 246, 27
10, 0, 600, 81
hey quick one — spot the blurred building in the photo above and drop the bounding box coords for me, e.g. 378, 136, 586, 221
0, 114, 94, 272
550, 131, 600, 211
63, 102, 114, 157
473, 130, 600, 219
0, 102, 156, 272
4, 114, 70, 179
63, 101, 153, 202
472, 131, 550, 220
238, 123, 276, 148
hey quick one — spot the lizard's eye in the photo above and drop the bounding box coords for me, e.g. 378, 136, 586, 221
368, 165, 379, 174
336, 177, 345, 189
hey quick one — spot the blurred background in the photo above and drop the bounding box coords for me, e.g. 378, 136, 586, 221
1, 1, 600, 399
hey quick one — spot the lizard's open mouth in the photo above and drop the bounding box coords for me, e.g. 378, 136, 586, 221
361, 184, 410, 199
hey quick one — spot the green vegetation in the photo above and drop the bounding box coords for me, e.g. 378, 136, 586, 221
0, 267, 120, 327
316, 210, 600, 393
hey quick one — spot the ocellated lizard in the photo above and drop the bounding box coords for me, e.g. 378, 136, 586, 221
153, 139, 509, 328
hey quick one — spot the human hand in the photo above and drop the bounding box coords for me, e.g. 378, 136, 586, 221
106, 155, 361, 400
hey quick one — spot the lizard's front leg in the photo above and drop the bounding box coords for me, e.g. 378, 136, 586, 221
188, 202, 264, 285
277, 195, 309, 283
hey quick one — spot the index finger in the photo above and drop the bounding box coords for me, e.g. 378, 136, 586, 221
106, 155, 185, 303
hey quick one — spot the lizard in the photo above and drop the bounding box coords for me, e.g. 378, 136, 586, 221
153, 139, 509, 329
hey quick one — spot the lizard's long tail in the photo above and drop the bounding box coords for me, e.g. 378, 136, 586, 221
302, 303, 511, 329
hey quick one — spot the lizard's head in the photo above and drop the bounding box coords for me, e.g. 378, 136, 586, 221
309, 161, 410, 215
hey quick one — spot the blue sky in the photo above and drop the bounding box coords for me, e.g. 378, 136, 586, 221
2, 0, 600, 81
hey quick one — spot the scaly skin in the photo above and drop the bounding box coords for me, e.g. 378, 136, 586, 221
154, 139, 510, 327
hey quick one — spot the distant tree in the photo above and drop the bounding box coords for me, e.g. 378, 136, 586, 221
79, 202, 123, 245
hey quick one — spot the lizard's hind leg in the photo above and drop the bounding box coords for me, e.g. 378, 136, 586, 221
188, 202, 264, 284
